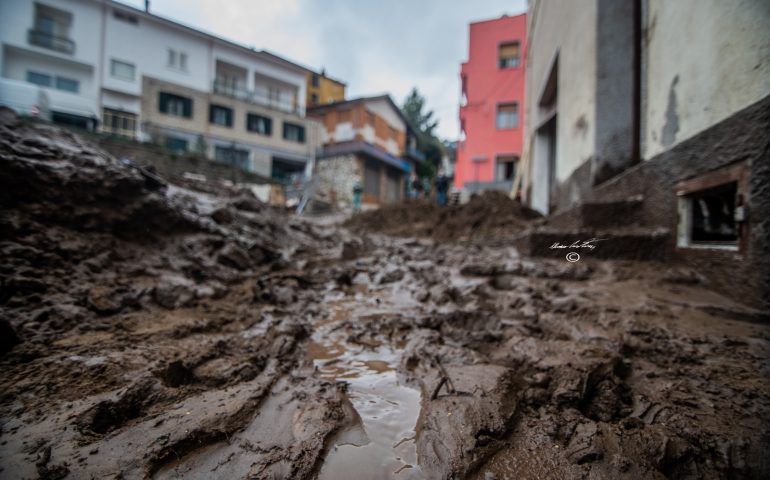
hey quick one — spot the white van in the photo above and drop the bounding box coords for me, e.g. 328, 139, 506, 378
0, 78, 51, 122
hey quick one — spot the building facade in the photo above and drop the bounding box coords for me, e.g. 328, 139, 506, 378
523, 0, 770, 307
455, 13, 526, 193
308, 95, 418, 207
0, 0, 322, 181
305, 69, 345, 107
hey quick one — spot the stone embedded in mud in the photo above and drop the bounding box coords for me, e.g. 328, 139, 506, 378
379, 268, 405, 284
340, 240, 364, 260
210, 207, 236, 225
87, 286, 126, 315
217, 243, 252, 271
154, 277, 196, 309
0, 319, 21, 355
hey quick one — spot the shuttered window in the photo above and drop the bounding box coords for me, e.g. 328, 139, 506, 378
498, 41, 521, 68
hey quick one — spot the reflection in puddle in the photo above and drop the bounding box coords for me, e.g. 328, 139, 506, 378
310, 301, 422, 479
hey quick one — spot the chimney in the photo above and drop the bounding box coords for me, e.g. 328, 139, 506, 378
145, 0, 150, 12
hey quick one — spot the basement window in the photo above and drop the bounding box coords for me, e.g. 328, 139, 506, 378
677, 181, 739, 250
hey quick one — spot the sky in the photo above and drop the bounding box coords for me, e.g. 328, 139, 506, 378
119, 0, 527, 140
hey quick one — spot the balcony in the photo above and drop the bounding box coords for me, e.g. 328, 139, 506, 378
213, 79, 298, 115
28, 29, 75, 55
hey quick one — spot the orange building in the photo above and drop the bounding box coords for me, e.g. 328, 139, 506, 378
308, 95, 421, 206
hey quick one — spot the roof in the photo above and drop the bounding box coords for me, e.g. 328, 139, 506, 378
106, 0, 308, 75
259, 51, 347, 86
307, 94, 416, 134
318, 140, 412, 173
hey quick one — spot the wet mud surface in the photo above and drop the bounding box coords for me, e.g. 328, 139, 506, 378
1, 113, 770, 479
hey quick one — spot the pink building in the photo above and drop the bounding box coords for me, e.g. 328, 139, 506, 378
456, 13, 526, 193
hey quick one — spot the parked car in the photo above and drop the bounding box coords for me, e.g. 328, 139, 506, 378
0, 78, 51, 121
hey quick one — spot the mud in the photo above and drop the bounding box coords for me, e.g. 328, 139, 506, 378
344, 191, 542, 243
1, 113, 769, 479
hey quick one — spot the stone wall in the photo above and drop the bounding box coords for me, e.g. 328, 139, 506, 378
315, 153, 360, 207
557, 94, 770, 308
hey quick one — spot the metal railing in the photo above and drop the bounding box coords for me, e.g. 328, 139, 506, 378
212, 79, 298, 114
28, 29, 75, 54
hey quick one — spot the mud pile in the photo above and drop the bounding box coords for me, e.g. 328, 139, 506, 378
1, 110, 768, 479
345, 190, 542, 242
0, 110, 349, 478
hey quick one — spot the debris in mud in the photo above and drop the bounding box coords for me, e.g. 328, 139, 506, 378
345, 190, 542, 242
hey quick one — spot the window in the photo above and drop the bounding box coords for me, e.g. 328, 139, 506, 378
496, 103, 519, 129
495, 155, 518, 181
310, 93, 319, 105
27, 70, 52, 87
102, 108, 137, 138
27, 70, 78, 92
179, 52, 188, 71
165, 137, 188, 154
311, 73, 320, 87
498, 41, 521, 68
678, 182, 739, 249
55, 76, 79, 93
283, 122, 305, 143
113, 10, 138, 25
167, 49, 177, 67
215, 145, 250, 170
246, 113, 272, 136
159, 92, 192, 118
209, 104, 233, 127
110, 59, 135, 81
31, 4, 74, 54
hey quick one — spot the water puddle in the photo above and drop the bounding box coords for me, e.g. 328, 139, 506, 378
310, 297, 422, 479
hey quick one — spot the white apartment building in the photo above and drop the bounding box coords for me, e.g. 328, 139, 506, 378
0, 0, 321, 181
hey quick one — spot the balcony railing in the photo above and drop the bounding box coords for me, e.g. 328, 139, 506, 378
213, 79, 298, 114
28, 29, 75, 54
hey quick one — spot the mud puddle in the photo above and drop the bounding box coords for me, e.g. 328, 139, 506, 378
310, 289, 422, 479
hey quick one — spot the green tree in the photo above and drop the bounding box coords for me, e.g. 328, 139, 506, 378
401, 88, 445, 177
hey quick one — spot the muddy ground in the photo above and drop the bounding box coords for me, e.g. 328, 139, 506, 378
1, 113, 769, 479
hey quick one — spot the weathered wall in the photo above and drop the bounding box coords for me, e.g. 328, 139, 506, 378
571, 95, 770, 308
315, 154, 360, 206
642, 0, 770, 160
526, 0, 598, 212
592, 0, 637, 185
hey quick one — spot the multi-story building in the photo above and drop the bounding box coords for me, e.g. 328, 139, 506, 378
0, 0, 323, 182
308, 95, 420, 206
523, 0, 770, 307
455, 13, 527, 193
304, 68, 345, 107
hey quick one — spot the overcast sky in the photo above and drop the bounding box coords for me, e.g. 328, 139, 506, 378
119, 0, 526, 140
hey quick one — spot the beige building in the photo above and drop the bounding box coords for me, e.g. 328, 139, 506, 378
141, 76, 321, 182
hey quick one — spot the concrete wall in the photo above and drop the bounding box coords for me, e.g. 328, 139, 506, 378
526, 0, 597, 213
642, 0, 770, 159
